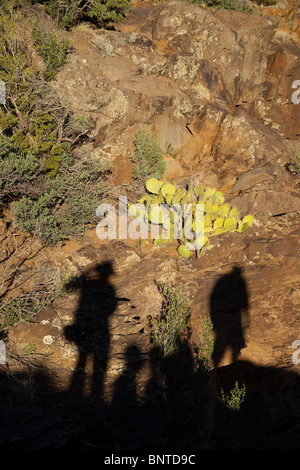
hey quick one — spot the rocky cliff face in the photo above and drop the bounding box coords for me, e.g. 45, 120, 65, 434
48, 0, 299, 216
0, 0, 299, 450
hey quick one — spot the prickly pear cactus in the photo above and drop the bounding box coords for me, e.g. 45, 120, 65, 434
129, 178, 255, 258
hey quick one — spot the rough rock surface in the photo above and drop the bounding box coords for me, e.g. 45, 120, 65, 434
48, 0, 300, 219
0, 0, 299, 451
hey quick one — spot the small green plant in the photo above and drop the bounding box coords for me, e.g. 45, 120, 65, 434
219, 381, 246, 412
196, 0, 277, 10
290, 151, 300, 175
190, 0, 254, 13
166, 142, 180, 160
130, 126, 166, 182
0, 142, 40, 202
150, 282, 190, 359
31, 21, 71, 81
193, 315, 214, 370
0, 297, 46, 330
34, 0, 132, 30
251, 0, 277, 5
23, 342, 37, 356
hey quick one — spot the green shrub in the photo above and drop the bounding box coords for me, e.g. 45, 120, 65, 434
11, 158, 106, 245
0, 6, 75, 163
130, 126, 166, 182
0, 4, 108, 245
0, 264, 70, 330
290, 151, 300, 175
150, 282, 190, 359
0, 137, 42, 203
251, 0, 277, 5
1, 140, 107, 246
0, 297, 45, 329
219, 381, 246, 412
32, 0, 132, 30
31, 21, 70, 81
193, 315, 214, 371
195, 0, 277, 9
195, 0, 254, 12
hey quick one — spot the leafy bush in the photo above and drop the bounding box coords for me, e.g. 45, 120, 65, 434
290, 151, 300, 175
0, 138, 40, 202
219, 381, 246, 412
190, 0, 253, 12
11, 158, 106, 245
195, 0, 277, 10
31, 21, 70, 81
32, 0, 132, 30
251, 0, 277, 5
0, 263, 69, 330
130, 126, 166, 182
0, 10, 67, 161
193, 315, 214, 371
0, 4, 108, 245
150, 282, 190, 359
0, 297, 45, 329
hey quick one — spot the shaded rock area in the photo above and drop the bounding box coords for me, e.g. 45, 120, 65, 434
1, 211, 300, 450
0, 0, 300, 451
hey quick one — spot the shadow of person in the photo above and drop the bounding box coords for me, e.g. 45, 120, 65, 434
204, 265, 249, 446
64, 261, 123, 409
210, 265, 249, 369
109, 345, 146, 449
145, 335, 197, 450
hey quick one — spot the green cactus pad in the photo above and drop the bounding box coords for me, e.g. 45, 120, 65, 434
229, 207, 239, 219
194, 185, 204, 197
242, 215, 254, 226
146, 178, 161, 194
128, 204, 138, 217
215, 191, 225, 205
236, 221, 243, 233
204, 200, 214, 214
213, 217, 224, 230
148, 205, 166, 224
192, 234, 208, 249
165, 194, 173, 206
236, 215, 254, 232
223, 217, 236, 231
212, 205, 220, 216
192, 218, 204, 233
172, 193, 182, 205
204, 213, 212, 227
178, 244, 193, 258
205, 187, 216, 198
219, 203, 230, 217
213, 227, 225, 236
161, 182, 176, 198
